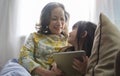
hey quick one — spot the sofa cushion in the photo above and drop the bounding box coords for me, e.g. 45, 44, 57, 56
86, 13, 120, 76
115, 51, 120, 76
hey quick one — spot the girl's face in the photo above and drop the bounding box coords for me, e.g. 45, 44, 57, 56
68, 27, 78, 45
49, 7, 66, 35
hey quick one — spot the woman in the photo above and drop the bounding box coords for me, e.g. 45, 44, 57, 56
18, 2, 69, 76
59, 21, 96, 76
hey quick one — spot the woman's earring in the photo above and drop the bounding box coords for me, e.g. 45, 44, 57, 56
44, 26, 48, 33
44, 30, 48, 33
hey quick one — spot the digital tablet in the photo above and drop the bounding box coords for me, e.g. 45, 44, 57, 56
53, 50, 86, 76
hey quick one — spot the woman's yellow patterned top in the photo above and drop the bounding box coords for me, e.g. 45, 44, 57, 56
18, 32, 68, 74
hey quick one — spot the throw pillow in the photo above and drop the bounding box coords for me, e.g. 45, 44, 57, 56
86, 13, 120, 76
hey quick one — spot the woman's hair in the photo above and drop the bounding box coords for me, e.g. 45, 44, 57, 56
36, 2, 69, 37
73, 21, 97, 57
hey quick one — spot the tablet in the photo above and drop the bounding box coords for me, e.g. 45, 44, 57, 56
53, 50, 86, 76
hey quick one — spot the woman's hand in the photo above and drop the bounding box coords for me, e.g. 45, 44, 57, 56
72, 56, 88, 75
33, 63, 64, 76
33, 66, 56, 76
51, 62, 65, 76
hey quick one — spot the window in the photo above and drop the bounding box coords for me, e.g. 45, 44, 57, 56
17, 0, 95, 36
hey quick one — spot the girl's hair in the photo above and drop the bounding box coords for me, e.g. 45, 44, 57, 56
73, 21, 97, 57
36, 2, 69, 37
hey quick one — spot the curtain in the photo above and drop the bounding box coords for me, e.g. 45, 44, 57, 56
0, 0, 21, 69
94, 0, 120, 27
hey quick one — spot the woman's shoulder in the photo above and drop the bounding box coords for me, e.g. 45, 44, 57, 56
32, 32, 42, 36
25, 32, 45, 41
31, 32, 45, 38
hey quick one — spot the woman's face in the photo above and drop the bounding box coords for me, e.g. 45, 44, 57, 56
68, 27, 78, 45
49, 7, 66, 35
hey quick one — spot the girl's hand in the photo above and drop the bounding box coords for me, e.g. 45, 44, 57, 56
72, 56, 88, 75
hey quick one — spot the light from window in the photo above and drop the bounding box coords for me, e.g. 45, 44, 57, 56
17, 0, 95, 36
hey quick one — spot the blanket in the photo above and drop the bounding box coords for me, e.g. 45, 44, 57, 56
0, 58, 31, 76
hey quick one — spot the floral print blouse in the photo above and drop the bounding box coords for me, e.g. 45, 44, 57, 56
18, 32, 68, 74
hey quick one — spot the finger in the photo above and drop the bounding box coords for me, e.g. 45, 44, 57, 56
81, 56, 86, 62
51, 63, 57, 71
51, 65, 63, 74
82, 56, 88, 64
72, 65, 81, 72
73, 60, 81, 69
73, 58, 83, 66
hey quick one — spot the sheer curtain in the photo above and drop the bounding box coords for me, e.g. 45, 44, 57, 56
0, 0, 20, 69
94, 0, 120, 27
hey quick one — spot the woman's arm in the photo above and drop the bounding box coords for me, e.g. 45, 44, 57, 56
33, 66, 56, 76
32, 63, 64, 76
19, 33, 63, 76
19, 33, 40, 73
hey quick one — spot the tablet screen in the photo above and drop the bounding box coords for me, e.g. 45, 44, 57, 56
53, 50, 86, 76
